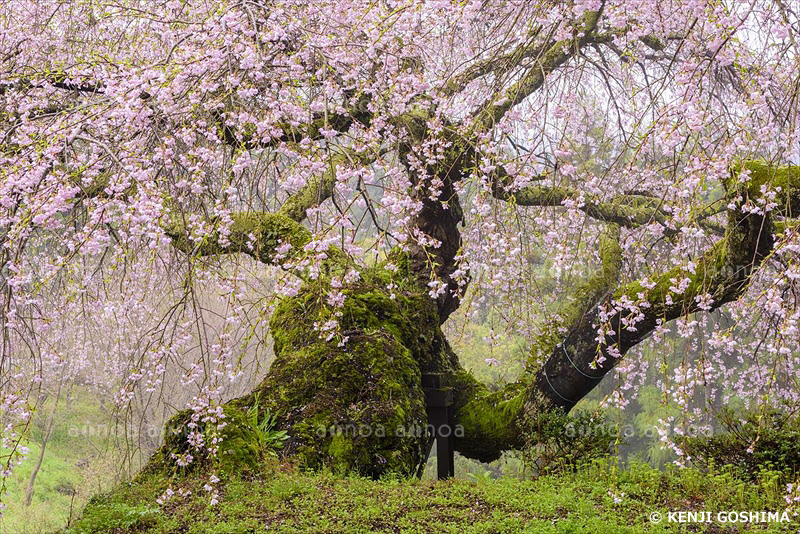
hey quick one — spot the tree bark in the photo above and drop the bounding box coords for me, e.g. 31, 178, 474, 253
148, 151, 796, 479
25, 383, 62, 506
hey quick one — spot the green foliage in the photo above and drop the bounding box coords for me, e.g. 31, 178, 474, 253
684, 407, 800, 481
0, 387, 133, 534
446, 314, 528, 386
627, 385, 679, 467
147, 400, 288, 476
244, 398, 288, 454
523, 409, 618, 475
67, 459, 797, 533
65, 503, 160, 533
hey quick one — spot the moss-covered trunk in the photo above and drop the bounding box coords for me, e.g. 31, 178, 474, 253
148, 158, 790, 479
149, 259, 474, 478
254, 268, 454, 477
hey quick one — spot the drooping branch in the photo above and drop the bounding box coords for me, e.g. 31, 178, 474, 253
533, 222, 623, 355
451, 222, 622, 462
163, 149, 371, 268
66, 145, 349, 270
397, 120, 476, 323
438, 27, 551, 97
452, 161, 796, 462
529, 162, 792, 414
2, 73, 371, 152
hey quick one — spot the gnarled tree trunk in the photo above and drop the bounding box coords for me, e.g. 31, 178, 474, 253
150, 149, 796, 477
135, 5, 799, 478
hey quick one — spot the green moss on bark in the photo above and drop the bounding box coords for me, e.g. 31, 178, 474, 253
450, 370, 527, 462
256, 283, 437, 478
165, 212, 311, 263
142, 402, 273, 477
727, 161, 800, 217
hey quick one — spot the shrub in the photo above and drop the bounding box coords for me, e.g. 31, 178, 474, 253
683, 407, 800, 480
522, 409, 618, 475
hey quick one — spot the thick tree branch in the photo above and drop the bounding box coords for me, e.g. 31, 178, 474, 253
452, 162, 796, 462
214, 93, 371, 149
164, 212, 312, 265
529, 162, 792, 413
70, 149, 353, 270
491, 169, 725, 235
472, 8, 605, 131
163, 151, 362, 269
438, 28, 551, 97
495, 180, 669, 227
0, 76, 106, 95
1, 75, 370, 151
277, 148, 376, 223
452, 222, 622, 462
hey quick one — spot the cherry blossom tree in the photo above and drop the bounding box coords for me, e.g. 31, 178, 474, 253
1, 0, 799, 484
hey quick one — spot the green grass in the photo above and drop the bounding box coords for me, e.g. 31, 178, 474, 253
64, 459, 800, 533
0, 441, 83, 533
5, 389, 799, 533
0, 389, 135, 534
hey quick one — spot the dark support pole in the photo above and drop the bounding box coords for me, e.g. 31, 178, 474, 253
422, 373, 454, 479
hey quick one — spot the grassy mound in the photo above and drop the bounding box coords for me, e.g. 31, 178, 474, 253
64, 459, 798, 533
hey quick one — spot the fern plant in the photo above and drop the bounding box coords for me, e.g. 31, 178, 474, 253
246, 397, 289, 455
